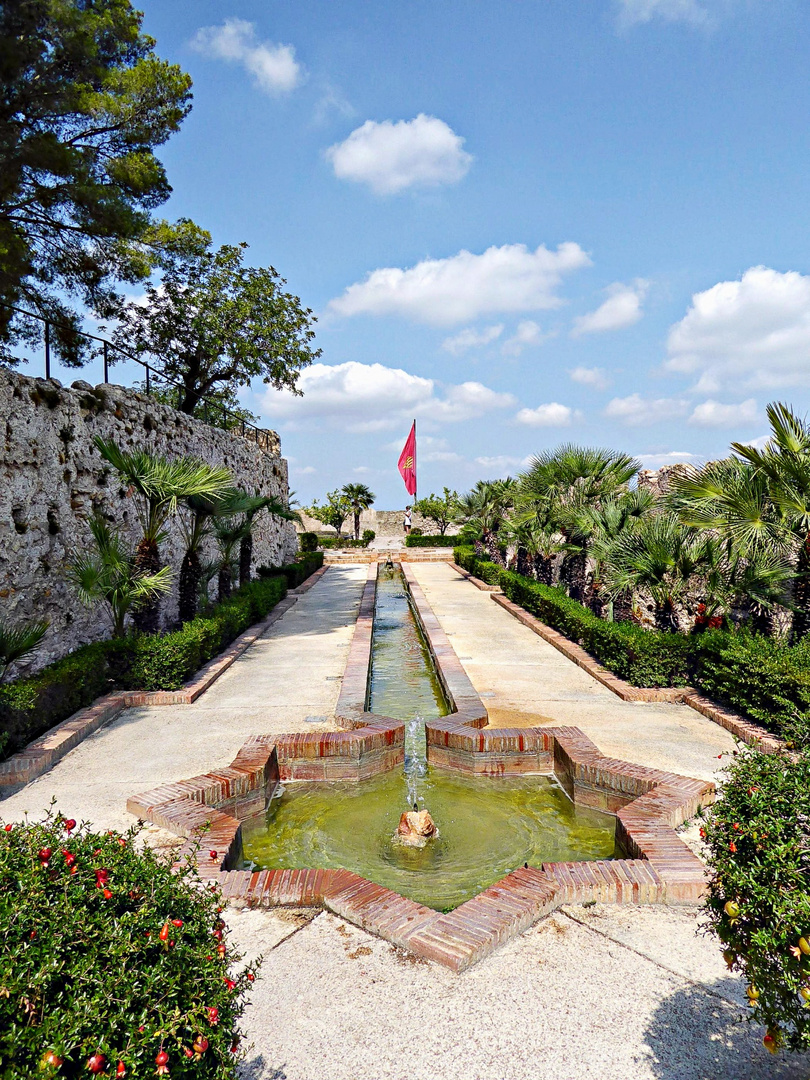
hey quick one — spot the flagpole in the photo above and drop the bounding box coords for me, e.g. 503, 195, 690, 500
413, 417, 417, 507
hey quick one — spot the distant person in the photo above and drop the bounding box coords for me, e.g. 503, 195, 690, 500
403, 506, 412, 534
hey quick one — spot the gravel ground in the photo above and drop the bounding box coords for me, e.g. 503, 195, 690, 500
224, 903, 810, 1080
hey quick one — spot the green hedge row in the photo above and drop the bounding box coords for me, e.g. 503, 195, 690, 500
453, 546, 810, 744
258, 551, 324, 589
404, 534, 461, 547
0, 561, 324, 759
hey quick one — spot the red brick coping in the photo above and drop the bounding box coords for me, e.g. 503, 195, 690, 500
0, 567, 330, 791
451, 568, 782, 752
128, 560, 715, 972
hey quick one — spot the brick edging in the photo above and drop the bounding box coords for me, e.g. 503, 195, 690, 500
0, 569, 332, 792
450, 563, 502, 592
487, 589, 782, 751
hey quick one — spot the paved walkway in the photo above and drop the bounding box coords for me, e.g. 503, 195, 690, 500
0, 566, 363, 831
3, 561, 807, 1079
409, 561, 736, 783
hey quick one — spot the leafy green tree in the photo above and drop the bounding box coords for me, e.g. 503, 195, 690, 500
0, 619, 48, 683
68, 514, 172, 637
238, 494, 296, 587
110, 242, 320, 417
341, 483, 376, 540
413, 488, 460, 536
306, 490, 353, 538
94, 437, 232, 632
0, 0, 196, 363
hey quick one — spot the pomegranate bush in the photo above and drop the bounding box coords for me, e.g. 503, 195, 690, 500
0, 810, 256, 1077
703, 746, 810, 1055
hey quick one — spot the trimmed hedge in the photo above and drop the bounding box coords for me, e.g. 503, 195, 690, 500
258, 551, 324, 589
404, 534, 461, 548
453, 546, 810, 744
0, 573, 294, 759
299, 531, 319, 552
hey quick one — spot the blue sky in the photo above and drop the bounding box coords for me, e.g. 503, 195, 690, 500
134, 0, 810, 505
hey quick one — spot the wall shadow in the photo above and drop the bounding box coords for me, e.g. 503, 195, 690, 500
644, 977, 810, 1079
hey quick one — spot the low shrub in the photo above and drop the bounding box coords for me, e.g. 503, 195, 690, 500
298, 531, 318, 553
404, 534, 461, 548
257, 553, 324, 590
361, 529, 376, 544
703, 747, 810, 1055
0, 809, 255, 1077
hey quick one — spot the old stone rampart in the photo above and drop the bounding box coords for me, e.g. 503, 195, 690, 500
0, 369, 297, 669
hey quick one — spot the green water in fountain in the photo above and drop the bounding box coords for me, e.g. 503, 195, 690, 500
241, 565, 619, 911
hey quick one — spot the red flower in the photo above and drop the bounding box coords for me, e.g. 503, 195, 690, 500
183, 1047, 194, 1059
729, 841, 737, 853
171, 918, 183, 928
224, 978, 236, 991
95, 869, 109, 887
116, 1063, 126, 1078
38, 848, 52, 863
155, 1049, 169, 1076
63, 851, 76, 867
247, 972, 255, 982
64, 818, 76, 832
103, 888, 112, 900
207, 1006, 219, 1025
86, 1053, 107, 1074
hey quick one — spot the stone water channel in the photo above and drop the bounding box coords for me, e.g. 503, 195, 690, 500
241, 565, 619, 910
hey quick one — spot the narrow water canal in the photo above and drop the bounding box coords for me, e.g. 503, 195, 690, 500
241, 565, 619, 910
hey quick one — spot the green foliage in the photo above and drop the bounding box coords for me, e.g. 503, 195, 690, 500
298, 531, 319, 553
413, 488, 460, 535
361, 529, 376, 544
0, 618, 48, 683
0, 0, 196, 361
702, 748, 810, 1055
405, 534, 462, 548
0, 809, 254, 1077
692, 632, 810, 746
257, 553, 324, 590
112, 242, 320, 416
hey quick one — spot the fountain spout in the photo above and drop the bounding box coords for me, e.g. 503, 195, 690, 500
396, 809, 438, 847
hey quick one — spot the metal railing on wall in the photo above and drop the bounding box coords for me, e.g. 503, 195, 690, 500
0, 301, 277, 453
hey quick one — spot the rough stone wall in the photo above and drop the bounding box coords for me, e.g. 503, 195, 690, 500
296, 508, 445, 538
636, 463, 700, 497
0, 369, 298, 670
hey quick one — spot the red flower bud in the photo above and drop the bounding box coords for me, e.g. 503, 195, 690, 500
38, 848, 52, 863
183, 1047, 194, 1059
171, 918, 183, 928
159, 923, 170, 942
209, 850, 218, 862
212, 929, 223, 941
247, 972, 254, 982
207, 1006, 219, 1025
224, 978, 236, 991
86, 1053, 107, 1074
155, 1052, 168, 1066
729, 841, 737, 853
62, 851, 76, 866
64, 819, 76, 832
103, 889, 112, 900
95, 869, 109, 886
3, 823, 12, 832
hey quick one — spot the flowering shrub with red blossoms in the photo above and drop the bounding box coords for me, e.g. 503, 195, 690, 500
702, 746, 810, 1056
0, 810, 257, 1078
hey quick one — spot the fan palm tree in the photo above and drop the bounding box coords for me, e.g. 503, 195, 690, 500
94, 437, 232, 632
582, 488, 655, 616
341, 483, 376, 541
456, 478, 517, 565
518, 445, 640, 601
239, 494, 298, 587
0, 620, 48, 683
68, 515, 172, 638
599, 512, 706, 632
177, 492, 221, 624
729, 403, 810, 637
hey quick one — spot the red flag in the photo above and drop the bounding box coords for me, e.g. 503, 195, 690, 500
397, 422, 417, 496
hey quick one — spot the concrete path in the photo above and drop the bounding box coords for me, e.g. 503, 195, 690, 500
0, 566, 363, 831
409, 561, 737, 783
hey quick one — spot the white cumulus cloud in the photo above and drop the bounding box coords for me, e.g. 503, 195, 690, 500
474, 455, 533, 474
515, 403, 578, 427
569, 366, 611, 390
502, 321, 549, 357
325, 114, 472, 195
190, 19, 302, 94
571, 281, 648, 337
666, 266, 810, 392
604, 393, 689, 426
328, 242, 591, 326
441, 325, 503, 355
636, 451, 704, 471
617, 0, 711, 28
688, 398, 758, 427
259, 361, 513, 433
